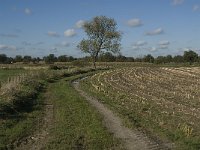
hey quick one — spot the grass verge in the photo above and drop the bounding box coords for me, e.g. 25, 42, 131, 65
44, 74, 124, 150
0, 83, 46, 149
0, 68, 93, 149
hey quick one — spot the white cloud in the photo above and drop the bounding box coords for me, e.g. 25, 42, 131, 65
159, 40, 170, 46
131, 41, 147, 50
47, 31, 60, 37
64, 29, 76, 37
150, 47, 158, 52
0, 44, 16, 51
56, 41, 70, 47
131, 45, 140, 50
24, 8, 32, 15
145, 28, 164, 36
50, 47, 58, 53
127, 18, 143, 27
159, 45, 169, 49
158, 40, 170, 49
75, 20, 85, 28
172, 0, 184, 6
147, 41, 170, 52
134, 41, 147, 46
193, 5, 200, 11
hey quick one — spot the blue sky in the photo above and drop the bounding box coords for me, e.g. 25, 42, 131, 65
0, 0, 200, 58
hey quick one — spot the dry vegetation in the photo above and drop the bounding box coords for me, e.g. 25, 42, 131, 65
0, 67, 97, 149
82, 67, 200, 149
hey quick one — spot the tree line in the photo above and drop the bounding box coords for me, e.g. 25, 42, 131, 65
0, 50, 199, 65
0, 54, 76, 64
95, 50, 199, 65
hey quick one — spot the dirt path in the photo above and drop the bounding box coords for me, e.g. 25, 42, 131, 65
14, 86, 54, 150
73, 80, 173, 150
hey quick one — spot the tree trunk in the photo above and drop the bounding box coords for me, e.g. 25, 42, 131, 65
92, 52, 99, 69
93, 58, 96, 69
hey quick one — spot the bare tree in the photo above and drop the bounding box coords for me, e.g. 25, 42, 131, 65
77, 16, 121, 69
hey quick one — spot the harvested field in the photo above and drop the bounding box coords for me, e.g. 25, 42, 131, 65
81, 67, 200, 149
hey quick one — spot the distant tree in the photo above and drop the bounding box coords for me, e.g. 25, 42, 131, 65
135, 57, 143, 62
143, 54, 154, 63
32, 58, 39, 64
23, 56, 32, 63
57, 55, 68, 62
44, 54, 57, 64
36, 57, 41, 62
155, 56, 166, 64
183, 50, 198, 65
173, 55, 184, 63
69, 56, 75, 62
77, 16, 121, 69
15, 55, 23, 62
6, 57, 14, 64
166, 55, 173, 63
116, 55, 126, 62
126, 57, 134, 62
0, 54, 7, 63
57, 55, 74, 62
99, 52, 116, 62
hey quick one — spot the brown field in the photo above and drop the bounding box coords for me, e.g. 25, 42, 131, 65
83, 67, 200, 149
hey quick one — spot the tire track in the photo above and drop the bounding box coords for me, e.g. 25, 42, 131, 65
14, 87, 55, 150
73, 80, 173, 150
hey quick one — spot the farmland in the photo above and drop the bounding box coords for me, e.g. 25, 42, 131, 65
1, 64, 200, 149
2, 0, 200, 149
80, 67, 200, 149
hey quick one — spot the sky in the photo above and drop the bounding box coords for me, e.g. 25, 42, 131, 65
0, 0, 200, 58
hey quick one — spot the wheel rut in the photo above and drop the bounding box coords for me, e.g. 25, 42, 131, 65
73, 80, 173, 150
13, 87, 54, 150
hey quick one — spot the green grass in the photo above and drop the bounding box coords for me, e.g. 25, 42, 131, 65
0, 69, 26, 82
0, 87, 45, 150
44, 75, 124, 150
0, 69, 123, 150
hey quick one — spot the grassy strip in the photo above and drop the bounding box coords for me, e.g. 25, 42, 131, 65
0, 68, 96, 113
0, 68, 114, 149
44, 74, 124, 150
80, 77, 200, 150
0, 68, 96, 149
0, 69, 26, 82
0, 78, 47, 149
0, 92, 45, 149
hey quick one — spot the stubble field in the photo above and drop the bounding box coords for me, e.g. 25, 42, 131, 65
81, 67, 200, 149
